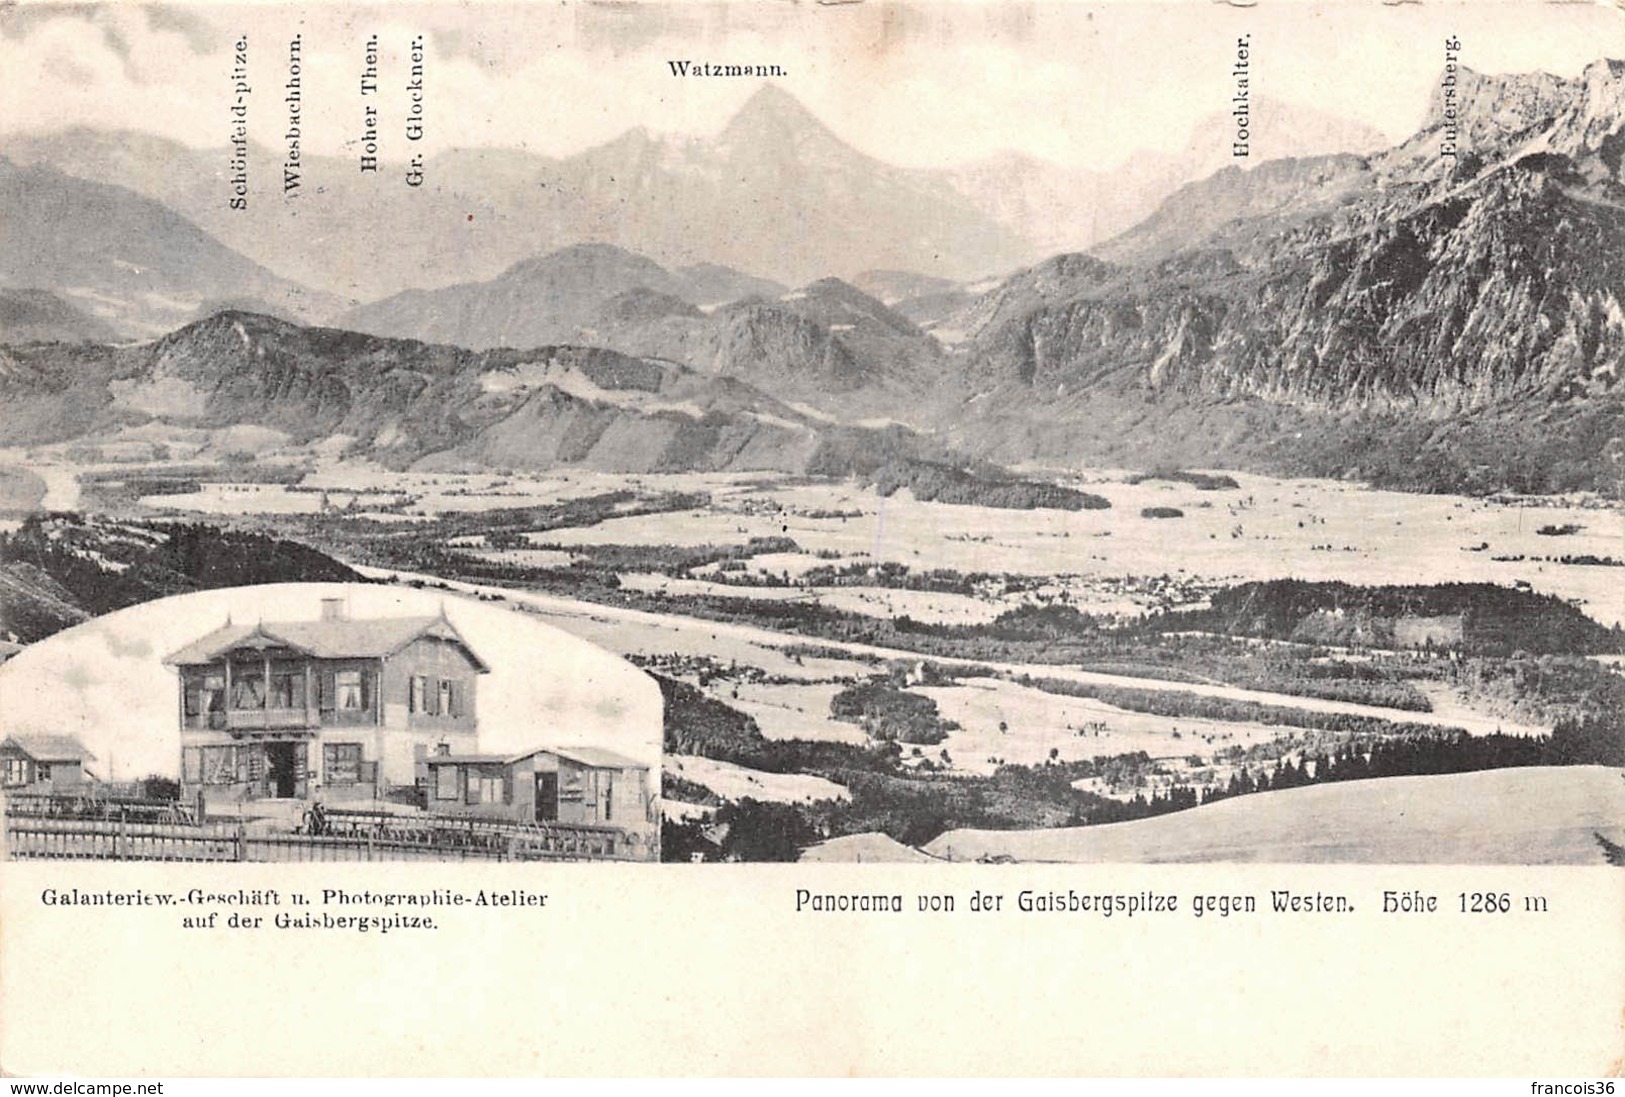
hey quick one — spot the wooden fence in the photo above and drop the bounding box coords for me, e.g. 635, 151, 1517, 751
5, 792, 197, 826
314, 808, 645, 860
4, 805, 653, 863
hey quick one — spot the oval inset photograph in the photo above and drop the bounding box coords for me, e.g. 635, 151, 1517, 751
0, 582, 660, 862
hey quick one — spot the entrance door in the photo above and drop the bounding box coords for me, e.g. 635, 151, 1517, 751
266, 742, 303, 798
535, 772, 558, 822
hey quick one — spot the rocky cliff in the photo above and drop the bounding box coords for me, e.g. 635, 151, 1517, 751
943, 61, 1625, 494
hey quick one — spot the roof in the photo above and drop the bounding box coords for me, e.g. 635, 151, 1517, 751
423, 746, 649, 770
422, 753, 511, 766
1, 734, 96, 763
549, 746, 650, 771
163, 614, 490, 673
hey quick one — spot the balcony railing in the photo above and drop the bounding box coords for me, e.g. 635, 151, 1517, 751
225, 707, 319, 731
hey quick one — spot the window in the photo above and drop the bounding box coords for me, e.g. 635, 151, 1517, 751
270, 670, 301, 709
231, 667, 265, 709
435, 765, 459, 801
439, 680, 455, 717
3, 757, 30, 786
185, 674, 214, 717
324, 743, 363, 785
335, 670, 364, 711
409, 675, 424, 714
466, 765, 506, 806
602, 772, 614, 821
190, 747, 243, 789
202, 674, 224, 719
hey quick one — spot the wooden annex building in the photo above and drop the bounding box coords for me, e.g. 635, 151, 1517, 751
0, 734, 95, 794
420, 745, 651, 826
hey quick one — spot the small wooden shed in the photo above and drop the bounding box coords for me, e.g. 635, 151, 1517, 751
1, 734, 96, 793
421, 745, 651, 827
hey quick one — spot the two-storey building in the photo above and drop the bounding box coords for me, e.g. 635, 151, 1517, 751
164, 599, 489, 806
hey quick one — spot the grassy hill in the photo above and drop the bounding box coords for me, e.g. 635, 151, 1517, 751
923, 765, 1625, 864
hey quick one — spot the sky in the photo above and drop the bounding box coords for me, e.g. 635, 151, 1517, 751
1, 0, 1622, 172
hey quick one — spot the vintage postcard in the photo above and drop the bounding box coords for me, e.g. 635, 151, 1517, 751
0, 0, 1621, 1078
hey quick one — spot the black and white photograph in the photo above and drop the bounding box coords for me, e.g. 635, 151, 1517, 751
4, 0, 1618, 867
0, 0, 1621, 1079
1, 583, 660, 860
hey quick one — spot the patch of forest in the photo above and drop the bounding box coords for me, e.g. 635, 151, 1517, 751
1177, 579, 1622, 656
829, 678, 959, 745
0, 514, 362, 643
1016, 674, 1451, 738
873, 459, 1111, 511
1126, 469, 1241, 490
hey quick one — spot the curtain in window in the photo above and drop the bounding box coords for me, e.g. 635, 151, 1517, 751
231, 669, 264, 709
270, 671, 299, 709
335, 670, 363, 711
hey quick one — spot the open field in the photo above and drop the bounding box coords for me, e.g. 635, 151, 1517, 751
729, 682, 869, 743
358, 565, 1549, 739
7, 454, 1620, 624
916, 676, 1289, 776
923, 766, 1625, 864
0, 465, 47, 514
526, 471, 1624, 626
665, 755, 850, 805
2, 450, 1615, 860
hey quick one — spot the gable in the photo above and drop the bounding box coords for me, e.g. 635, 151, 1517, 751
166, 615, 490, 671
389, 635, 487, 676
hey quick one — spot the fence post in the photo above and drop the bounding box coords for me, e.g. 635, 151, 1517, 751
235, 818, 246, 862
117, 811, 128, 860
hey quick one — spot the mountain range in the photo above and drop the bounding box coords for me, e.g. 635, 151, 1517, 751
0, 309, 952, 478
4, 87, 1386, 304
935, 60, 1625, 493
1, 64, 1621, 495
335, 244, 945, 419
0, 157, 338, 338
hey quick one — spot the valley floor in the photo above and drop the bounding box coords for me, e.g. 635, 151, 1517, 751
354, 563, 1548, 739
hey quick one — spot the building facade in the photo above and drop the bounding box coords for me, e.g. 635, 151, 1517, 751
164, 600, 489, 806
0, 734, 94, 794
420, 746, 652, 828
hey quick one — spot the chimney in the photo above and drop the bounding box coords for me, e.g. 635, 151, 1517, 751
319, 598, 346, 622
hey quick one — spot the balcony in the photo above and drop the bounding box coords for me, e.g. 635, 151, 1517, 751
225, 708, 320, 732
